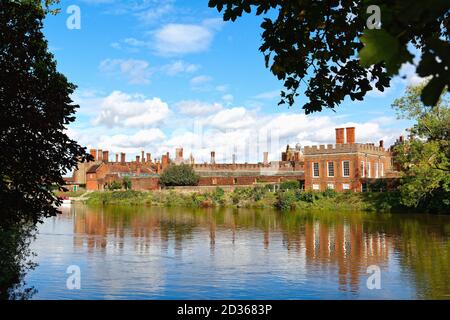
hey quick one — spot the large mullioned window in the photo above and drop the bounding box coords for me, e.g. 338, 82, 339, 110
327, 161, 335, 177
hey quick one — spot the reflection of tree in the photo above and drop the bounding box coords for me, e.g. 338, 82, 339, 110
0, 222, 37, 300
69, 205, 450, 298
393, 218, 450, 299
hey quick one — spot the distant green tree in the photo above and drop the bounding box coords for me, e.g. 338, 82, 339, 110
160, 164, 200, 187
107, 181, 122, 191
209, 0, 449, 112
393, 83, 449, 212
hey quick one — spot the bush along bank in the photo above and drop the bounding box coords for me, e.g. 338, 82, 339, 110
83, 182, 423, 213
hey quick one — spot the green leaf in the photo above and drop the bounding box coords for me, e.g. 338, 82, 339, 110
359, 29, 401, 74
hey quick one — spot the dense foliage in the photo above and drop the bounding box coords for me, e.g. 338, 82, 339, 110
209, 0, 449, 112
393, 84, 449, 212
159, 164, 200, 187
0, 1, 91, 224
0, 0, 90, 299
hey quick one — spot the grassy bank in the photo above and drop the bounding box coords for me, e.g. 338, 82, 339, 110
84, 186, 407, 213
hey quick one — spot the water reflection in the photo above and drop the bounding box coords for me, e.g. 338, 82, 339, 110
26, 205, 450, 299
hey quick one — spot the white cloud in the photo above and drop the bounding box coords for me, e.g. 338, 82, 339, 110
152, 19, 223, 56
176, 100, 223, 116
190, 75, 212, 86
161, 60, 200, 76
99, 59, 151, 84
206, 107, 256, 130
94, 91, 170, 128
99, 129, 166, 151
222, 94, 234, 104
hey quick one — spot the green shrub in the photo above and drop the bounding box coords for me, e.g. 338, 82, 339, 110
280, 180, 300, 190
107, 181, 122, 190
275, 190, 297, 211
295, 190, 315, 203
212, 187, 225, 205
251, 185, 267, 201
160, 164, 200, 187
322, 187, 337, 198
122, 176, 132, 190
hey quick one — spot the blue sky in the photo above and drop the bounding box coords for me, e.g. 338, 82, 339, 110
43, 0, 422, 163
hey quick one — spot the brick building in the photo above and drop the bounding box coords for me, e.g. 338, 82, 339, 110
71, 127, 398, 192
303, 127, 397, 192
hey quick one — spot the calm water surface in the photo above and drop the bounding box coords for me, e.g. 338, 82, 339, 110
25, 204, 450, 299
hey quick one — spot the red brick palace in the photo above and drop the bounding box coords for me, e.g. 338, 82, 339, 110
67, 127, 399, 192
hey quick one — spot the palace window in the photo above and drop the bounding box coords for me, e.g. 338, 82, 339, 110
375, 163, 379, 178
233, 178, 238, 184
212, 178, 217, 185
342, 161, 350, 177
312, 184, 320, 190
381, 163, 384, 177
367, 162, 371, 178
327, 162, 335, 177
361, 161, 365, 178
342, 183, 350, 190
313, 162, 320, 177
327, 183, 335, 189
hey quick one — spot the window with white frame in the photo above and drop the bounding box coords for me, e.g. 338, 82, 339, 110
327, 183, 335, 189
312, 184, 320, 190
361, 161, 365, 178
342, 160, 350, 177
367, 162, 371, 178
313, 162, 320, 177
327, 161, 335, 177
375, 163, 379, 178
342, 183, 350, 190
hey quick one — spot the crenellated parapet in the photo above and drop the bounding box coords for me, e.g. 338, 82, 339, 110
304, 143, 391, 156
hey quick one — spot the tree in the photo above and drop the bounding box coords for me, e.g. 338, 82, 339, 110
0, 0, 91, 298
159, 164, 200, 187
392, 83, 449, 212
208, 0, 449, 113
0, 0, 91, 225
122, 176, 132, 190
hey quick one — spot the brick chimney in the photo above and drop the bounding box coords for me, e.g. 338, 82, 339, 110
335, 128, 345, 144
146, 153, 151, 162
210, 151, 216, 164
120, 152, 126, 163
346, 127, 355, 144
263, 152, 269, 165
175, 148, 183, 161
136, 155, 140, 164
97, 149, 103, 161
161, 153, 170, 170
115, 154, 119, 162
141, 150, 145, 163
379, 140, 384, 149
89, 149, 97, 161
103, 150, 109, 163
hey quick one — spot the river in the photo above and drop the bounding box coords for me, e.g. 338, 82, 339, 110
24, 204, 450, 299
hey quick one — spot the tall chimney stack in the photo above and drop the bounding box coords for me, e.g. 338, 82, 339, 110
210, 151, 216, 164
89, 149, 97, 161
379, 140, 384, 149
346, 127, 355, 144
263, 152, 269, 165
115, 154, 119, 162
136, 155, 140, 164
97, 149, 103, 161
103, 150, 109, 163
121, 152, 126, 163
146, 153, 151, 162
335, 128, 345, 144
141, 150, 145, 163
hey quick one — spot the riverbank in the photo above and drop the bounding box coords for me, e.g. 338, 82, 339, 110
79, 187, 408, 213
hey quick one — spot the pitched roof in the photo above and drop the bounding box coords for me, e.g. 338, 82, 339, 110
87, 164, 101, 173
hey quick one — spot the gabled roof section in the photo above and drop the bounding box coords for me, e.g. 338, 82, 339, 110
87, 163, 101, 174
